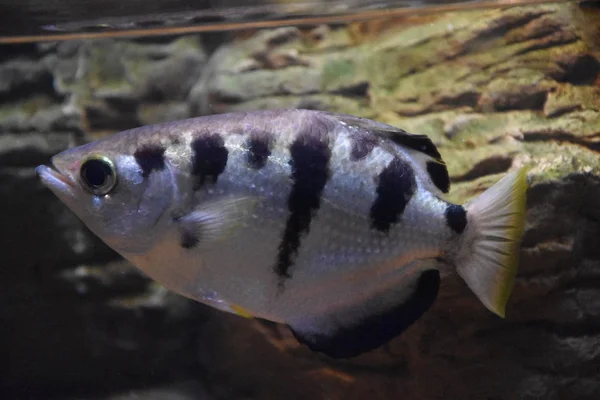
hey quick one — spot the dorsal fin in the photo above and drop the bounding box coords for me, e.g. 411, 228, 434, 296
329, 113, 444, 163
326, 112, 450, 194
387, 133, 443, 163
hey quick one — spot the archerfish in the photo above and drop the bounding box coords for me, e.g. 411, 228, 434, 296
36, 109, 527, 358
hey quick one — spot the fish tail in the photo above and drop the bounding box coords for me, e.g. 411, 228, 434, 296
454, 168, 528, 317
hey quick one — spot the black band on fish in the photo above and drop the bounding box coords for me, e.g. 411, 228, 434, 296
370, 157, 416, 233
134, 145, 166, 178
274, 131, 331, 282
191, 133, 229, 190
246, 132, 273, 170
426, 161, 450, 194
350, 132, 379, 161
445, 204, 467, 234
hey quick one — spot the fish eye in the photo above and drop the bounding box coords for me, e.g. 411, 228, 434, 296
79, 155, 117, 195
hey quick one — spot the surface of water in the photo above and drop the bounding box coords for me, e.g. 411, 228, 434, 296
1, 0, 571, 42
1, 0, 599, 399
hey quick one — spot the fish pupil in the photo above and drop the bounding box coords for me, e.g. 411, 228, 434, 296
81, 159, 112, 188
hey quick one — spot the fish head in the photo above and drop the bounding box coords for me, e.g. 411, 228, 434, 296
36, 137, 175, 255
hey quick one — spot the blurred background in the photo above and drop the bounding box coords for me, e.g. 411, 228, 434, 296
1, 1, 599, 399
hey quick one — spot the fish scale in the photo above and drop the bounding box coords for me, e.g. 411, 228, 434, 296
36, 109, 528, 359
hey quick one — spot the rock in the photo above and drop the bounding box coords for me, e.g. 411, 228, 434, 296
0, 103, 82, 133
189, 26, 372, 117
544, 84, 600, 117
0, 132, 76, 166
43, 35, 206, 134
0, 58, 51, 94
136, 101, 191, 126
1, 1, 600, 400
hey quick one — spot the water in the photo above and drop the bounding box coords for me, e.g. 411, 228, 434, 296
0, 0, 569, 43
1, 0, 599, 399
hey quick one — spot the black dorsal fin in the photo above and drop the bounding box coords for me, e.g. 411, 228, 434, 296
288, 269, 441, 359
330, 113, 445, 164
387, 133, 443, 164
327, 112, 450, 193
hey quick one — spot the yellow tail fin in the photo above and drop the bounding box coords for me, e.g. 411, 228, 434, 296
455, 168, 528, 317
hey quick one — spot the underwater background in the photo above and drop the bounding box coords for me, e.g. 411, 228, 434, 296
1, 1, 600, 399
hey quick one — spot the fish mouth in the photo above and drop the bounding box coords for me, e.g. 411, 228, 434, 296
36, 158, 77, 200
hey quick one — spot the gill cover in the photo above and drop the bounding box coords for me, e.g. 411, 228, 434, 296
51, 145, 176, 255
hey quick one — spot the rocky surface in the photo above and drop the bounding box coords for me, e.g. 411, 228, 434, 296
1, 2, 599, 399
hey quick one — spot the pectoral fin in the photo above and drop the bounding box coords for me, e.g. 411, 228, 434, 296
288, 268, 440, 359
176, 196, 260, 250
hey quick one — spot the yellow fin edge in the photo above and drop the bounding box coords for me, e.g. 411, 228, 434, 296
494, 167, 529, 318
231, 304, 254, 319
459, 167, 529, 318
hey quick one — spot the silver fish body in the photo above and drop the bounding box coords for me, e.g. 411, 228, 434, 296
37, 109, 527, 358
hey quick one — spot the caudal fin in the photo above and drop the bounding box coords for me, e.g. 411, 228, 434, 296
455, 168, 528, 317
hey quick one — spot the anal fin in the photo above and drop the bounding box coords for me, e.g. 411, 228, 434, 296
288, 269, 440, 359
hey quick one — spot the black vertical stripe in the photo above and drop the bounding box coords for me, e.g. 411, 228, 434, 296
370, 157, 416, 233
426, 161, 450, 193
445, 204, 467, 234
134, 145, 166, 177
274, 132, 331, 281
191, 133, 228, 190
246, 132, 273, 169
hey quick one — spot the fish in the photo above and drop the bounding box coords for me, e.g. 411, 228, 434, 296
36, 109, 528, 359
